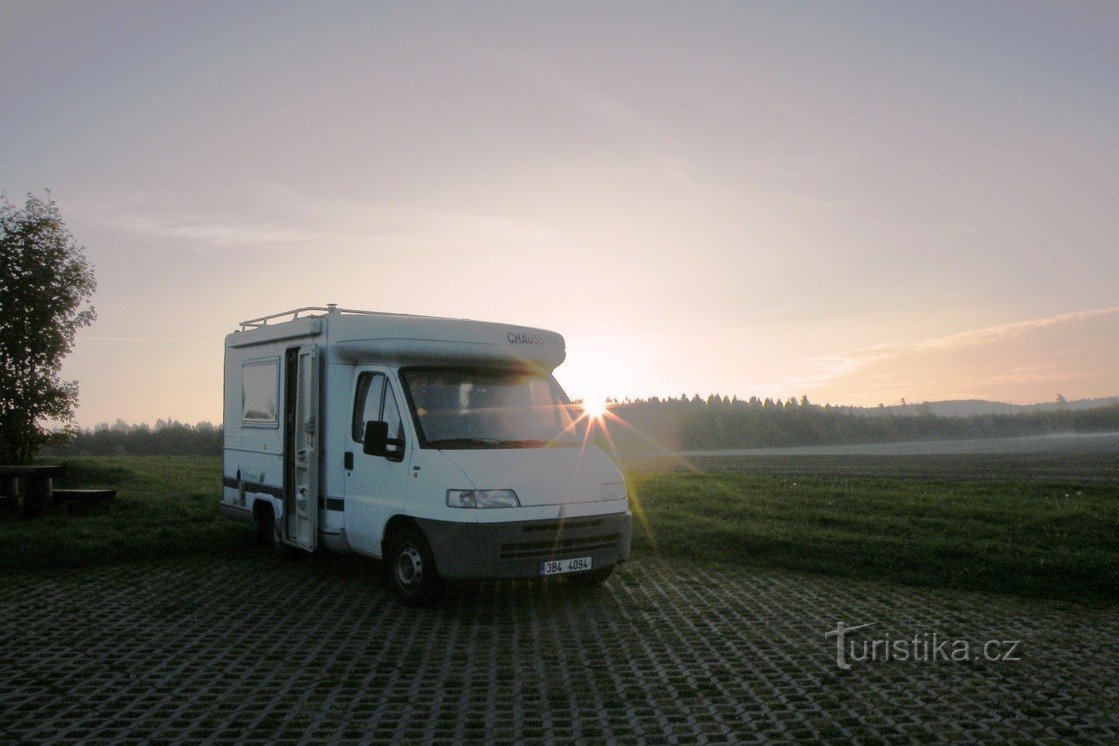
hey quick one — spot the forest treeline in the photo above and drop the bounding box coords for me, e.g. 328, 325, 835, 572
600, 396, 1119, 452
46, 420, 223, 457
44, 398, 1119, 456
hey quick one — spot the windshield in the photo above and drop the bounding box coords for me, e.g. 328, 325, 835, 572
400, 368, 581, 449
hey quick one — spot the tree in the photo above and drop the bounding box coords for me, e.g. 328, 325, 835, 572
0, 193, 96, 463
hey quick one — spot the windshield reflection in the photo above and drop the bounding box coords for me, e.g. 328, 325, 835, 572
401, 368, 582, 449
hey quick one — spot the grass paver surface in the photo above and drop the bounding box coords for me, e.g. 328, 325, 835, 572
1, 553, 1115, 743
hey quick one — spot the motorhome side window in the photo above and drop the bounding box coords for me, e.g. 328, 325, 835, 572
352, 372, 385, 442
242, 360, 279, 426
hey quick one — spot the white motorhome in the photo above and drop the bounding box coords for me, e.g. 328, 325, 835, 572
221, 306, 632, 605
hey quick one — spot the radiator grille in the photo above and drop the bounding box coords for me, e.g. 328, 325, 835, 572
500, 531, 621, 560
520, 518, 604, 533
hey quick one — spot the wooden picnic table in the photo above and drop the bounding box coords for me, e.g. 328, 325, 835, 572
0, 465, 65, 518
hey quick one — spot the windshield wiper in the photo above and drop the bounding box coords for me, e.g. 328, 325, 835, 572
495, 439, 575, 448
489, 439, 582, 448
426, 437, 504, 448
426, 437, 579, 449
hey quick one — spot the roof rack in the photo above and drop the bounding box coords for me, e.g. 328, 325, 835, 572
238, 304, 383, 330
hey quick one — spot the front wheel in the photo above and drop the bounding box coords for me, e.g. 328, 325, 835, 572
383, 526, 445, 606
565, 565, 615, 586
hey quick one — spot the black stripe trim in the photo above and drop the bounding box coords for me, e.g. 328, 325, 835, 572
222, 476, 284, 499
325, 497, 345, 512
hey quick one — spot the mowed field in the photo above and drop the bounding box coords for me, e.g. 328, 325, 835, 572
623, 431, 1119, 483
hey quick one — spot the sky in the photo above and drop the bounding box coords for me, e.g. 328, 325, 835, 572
2, 1, 1117, 426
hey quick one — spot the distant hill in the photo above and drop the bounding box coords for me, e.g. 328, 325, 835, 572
869, 397, 1119, 417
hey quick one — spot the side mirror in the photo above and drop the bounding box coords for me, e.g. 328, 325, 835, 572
363, 420, 389, 456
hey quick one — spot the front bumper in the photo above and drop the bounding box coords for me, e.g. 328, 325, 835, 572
416, 511, 633, 580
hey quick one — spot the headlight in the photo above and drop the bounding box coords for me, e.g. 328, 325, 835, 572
446, 489, 521, 508
598, 482, 626, 501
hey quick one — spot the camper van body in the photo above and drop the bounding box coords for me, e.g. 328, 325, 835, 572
221, 306, 632, 600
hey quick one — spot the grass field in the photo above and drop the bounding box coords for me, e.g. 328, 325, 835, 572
627, 470, 1118, 605
0, 457, 249, 573
2, 455, 1116, 605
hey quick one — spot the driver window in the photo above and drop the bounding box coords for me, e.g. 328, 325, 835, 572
351, 372, 385, 442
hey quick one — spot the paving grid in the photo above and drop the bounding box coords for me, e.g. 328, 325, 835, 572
1, 553, 1116, 744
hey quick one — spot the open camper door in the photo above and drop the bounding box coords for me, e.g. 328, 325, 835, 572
285, 344, 320, 551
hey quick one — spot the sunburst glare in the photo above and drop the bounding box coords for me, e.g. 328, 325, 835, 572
580, 396, 609, 420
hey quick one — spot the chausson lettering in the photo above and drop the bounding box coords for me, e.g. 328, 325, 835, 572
507, 332, 545, 345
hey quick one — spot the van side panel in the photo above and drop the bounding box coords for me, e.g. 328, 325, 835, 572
222, 342, 286, 524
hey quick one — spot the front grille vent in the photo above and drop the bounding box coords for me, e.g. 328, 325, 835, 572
500, 532, 620, 560
521, 518, 603, 533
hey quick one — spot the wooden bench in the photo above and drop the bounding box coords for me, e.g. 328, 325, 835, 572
51, 489, 117, 514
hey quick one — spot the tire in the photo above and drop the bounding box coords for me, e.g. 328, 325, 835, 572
565, 565, 614, 586
382, 525, 445, 607
253, 504, 273, 547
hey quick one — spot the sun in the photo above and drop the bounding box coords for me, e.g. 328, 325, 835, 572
580, 396, 608, 420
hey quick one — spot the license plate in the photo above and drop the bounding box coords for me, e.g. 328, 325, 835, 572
540, 557, 592, 576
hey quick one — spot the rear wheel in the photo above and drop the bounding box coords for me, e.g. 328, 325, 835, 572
383, 525, 445, 606
565, 565, 615, 586
252, 503, 273, 547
